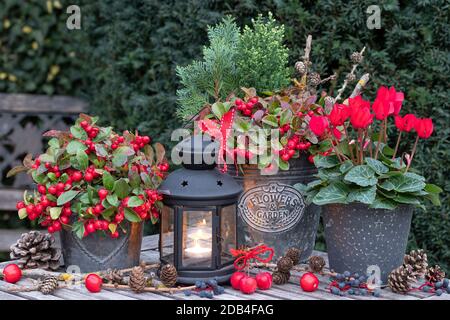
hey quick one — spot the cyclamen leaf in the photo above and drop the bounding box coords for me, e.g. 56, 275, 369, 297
394, 194, 421, 205
370, 197, 398, 210
387, 175, 426, 193
124, 207, 142, 222
313, 182, 349, 205
344, 165, 377, 187
424, 184, 443, 194
339, 160, 354, 174
347, 186, 377, 204
127, 196, 144, 207
314, 155, 340, 169
365, 158, 389, 175
57, 190, 80, 206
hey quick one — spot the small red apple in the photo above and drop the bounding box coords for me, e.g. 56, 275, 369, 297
85, 273, 103, 293
2, 264, 22, 283
300, 272, 319, 292
255, 272, 272, 290
230, 272, 246, 290
239, 276, 257, 294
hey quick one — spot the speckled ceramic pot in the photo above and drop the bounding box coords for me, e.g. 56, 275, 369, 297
322, 203, 413, 283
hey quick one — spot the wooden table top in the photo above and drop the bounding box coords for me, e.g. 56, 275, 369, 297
0, 234, 447, 300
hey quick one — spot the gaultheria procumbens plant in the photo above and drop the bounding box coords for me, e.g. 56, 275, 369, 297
8, 114, 169, 239
294, 86, 442, 210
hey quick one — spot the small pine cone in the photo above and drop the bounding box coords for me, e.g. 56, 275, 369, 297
308, 72, 321, 87
103, 268, 124, 285
350, 51, 363, 64
425, 265, 445, 283
308, 255, 326, 273
38, 276, 59, 295
129, 266, 146, 293
388, 265, 415, 294
285, 248, 301, 265
295, 61, 306, 75
160, 264, 178, 287
272, 271, 290, 285
277, 256, 293, 273
345, 73, 356, 82
403, 249, 428, 278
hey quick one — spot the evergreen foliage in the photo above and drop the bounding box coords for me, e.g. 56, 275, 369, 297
236, 13, 290, 92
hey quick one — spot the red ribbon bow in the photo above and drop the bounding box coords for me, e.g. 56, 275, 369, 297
230, 245, 274, 271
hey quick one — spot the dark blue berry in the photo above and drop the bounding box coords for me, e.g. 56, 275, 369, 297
338, 282, 346, 289
353, 273, 360, 279
331, 287, 340, 295
358, 276, 366, 283
207, 279, 218, 287
205, 291, 214, 299
373, 289, 381, 297
435, 289, 443, 296
435, 281, 443, 289
343, 271, 351, 278
199, 291, 207, 298
443, 278, 449, 288
348, 289, 355, 295
446, 287, 450, 294
359, 289, 367, 296
184, 290, 192, 296
422, 286, 431, 293
195, 280, 202, 288
353, 279, 360, 287
216, 286, 225, 294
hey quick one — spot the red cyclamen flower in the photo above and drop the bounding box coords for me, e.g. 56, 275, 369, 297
414, 118, 433, 139
348, 95, 371, 111
350, 106, 373, 129
328, 104, 351, 126
372, 97, 390, 120
375, 86, 404, 116
309, 116, 329, 136
394, 114, 416, 132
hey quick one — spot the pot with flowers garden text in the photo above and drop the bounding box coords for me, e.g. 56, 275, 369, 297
300, 87, 441, 283
10, 115, 168, 272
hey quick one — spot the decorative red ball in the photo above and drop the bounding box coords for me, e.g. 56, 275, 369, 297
255, 272, 272, 290
300, 272, 319, 292
230, 272, 246, 290
239, 276, 257, 294
2, 264, 22, 283
85, 274, 103, 293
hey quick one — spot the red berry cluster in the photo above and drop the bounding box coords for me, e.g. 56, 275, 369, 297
130, 134, 151, 152
235, 97, 259, 117
230, 271, 272, 294
279, 134, 312, 162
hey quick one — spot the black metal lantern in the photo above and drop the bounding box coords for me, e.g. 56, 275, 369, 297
158, 135, 243, 284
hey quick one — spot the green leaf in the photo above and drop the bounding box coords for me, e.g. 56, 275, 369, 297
234, 117, 251, 132
70, 126, 87, 140
424, 184, 443, 194
66, 140, 87, 155
129, 171, 141, 189
47, 172, 57, 181
262, 114, 278, 127
18, 208, 27, 219
370, 197, 398, 210
394, 194, 421, 205
279, 109, 292, 126
278, 159, 289, 171
211, 102, 226, 118
76, 149, 89, 170
140, 173, 154, 188
124, 207, 142, 222
404, 172, 425, 181
314, 155, 340, 169
344, 165, 378, 187
72, 221, 85, 239
339, 160, 354, 174
317, 168, 342, 181
114, 178, 130, 199
93, 127, 112, 142
127, 196, 144, 207
57, 190, 80, 206
95, 144, 108, 157
106, 194, 119, 207
50, 207, 62, 220
388, 175, 426, 193
155, 143, 166, 164
347, 186, 377, 204
365, 158, 389, 175
313, 182, 349, 205
293, 183, 307, 193
102, 206, 117, 219
39, 153, 55, 164
103, 171, 115, 191
425, 193, 441, 206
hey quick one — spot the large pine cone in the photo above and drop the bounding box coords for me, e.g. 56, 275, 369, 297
272, 271, 290, 285
308, 255, 326, 273
285, 248, 301, 266
277, 257, 293, 273
129, 266, 146, 293
160, 264, 178, 287
10, 231, 61, 270
388, 265, 416, 294
425, 265, 445, 283
308, 72, 321, 87
39, 276, 59, 295
404, 249, 428, 278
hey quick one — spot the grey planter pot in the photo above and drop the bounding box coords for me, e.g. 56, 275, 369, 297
322, 203, 413, 283
228, 156, 321, 261
60, 222, 143, 272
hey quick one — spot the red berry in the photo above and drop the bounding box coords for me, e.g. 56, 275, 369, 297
93, 204, 104, 215
100, 220, 109, 230
80, 120, 89, 128
52, 221, 62, 231
300, 272, 319, 292
2, 264, 22, 283
34, 204, 43, 215
111, 143, 118, 150
117, 136, 124, 143
62, 207, 72, 217
37, 185, 46, 195
255, 272, 272, 290
16, 201, 25, 210
142, 136, 151, 144
114, 213, 124, 223
48, 186, 57, 195
281, 154, 290, 162
230, 272, 246, 290
86, 222, 96, 234
288, 149, 296, 157
72, 171, 83, 182
60, 216, 70, 224
94, 220, 103, 230
98, 188, 108, 200
45, 162, 51, 169
239, 276, 257, 294
26, 204, 35, 215
85, 274, 102, 293
56, 182, 65, 192
250, 97, 258, 104
84, 172, 94, 182
47, 226, 55, 233
110, 231, 119, 238
235, 98, 243, 106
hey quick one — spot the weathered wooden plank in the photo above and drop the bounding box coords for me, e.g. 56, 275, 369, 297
140, 250, 160, 263
0, 189, 24, 211
0, 290, 26, 300
52, 288, 101, 300
0, 93, 87, 114
69, 286, 138, 300
102, 289, 176, 300
423, 294, 450, 300
0, 279, 62, 300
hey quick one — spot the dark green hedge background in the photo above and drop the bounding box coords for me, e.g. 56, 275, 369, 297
1, 0, 448, 271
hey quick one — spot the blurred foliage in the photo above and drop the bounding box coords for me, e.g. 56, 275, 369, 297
0, 0, 448, 271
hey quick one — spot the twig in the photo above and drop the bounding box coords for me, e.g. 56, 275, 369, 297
102, 283, 196, 294
320, 73, 337, 84
350, 73, 370, 98
335, 47, 366, 102
303, 35, 312, 67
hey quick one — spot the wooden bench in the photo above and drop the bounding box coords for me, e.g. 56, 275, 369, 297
0, 93, 87, 251
0, 234, 447, 300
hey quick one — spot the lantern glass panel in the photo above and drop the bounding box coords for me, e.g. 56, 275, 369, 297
182, 210, 213, 268
161, 206, 175, 263
220, 205, 237, 265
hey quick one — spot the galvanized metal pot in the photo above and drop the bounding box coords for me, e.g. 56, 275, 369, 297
60, 222, 143, 272
228, 156, 320, 261
322, 203, 413, 283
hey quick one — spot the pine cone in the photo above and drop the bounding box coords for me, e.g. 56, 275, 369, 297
129, 266, 146, 293
308, 72, 321, 87
102, 268, 124, 285
388, 265, 415, 294
425, 265, 445, 283
308, 255, 326, 273
272, 271, 290, 285
403, 249, 428, 278
295, 61, 306, 75
285, 248, 301, 265
277, 256, 294, 273
160, 264, 178, 287
350, 51, 363, 64
38, 276, 59, 295
10, 231, 61, 271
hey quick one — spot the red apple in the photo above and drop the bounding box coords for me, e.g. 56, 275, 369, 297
2, 264, 22, 283
85, 274, 102, 293
230, 271, 246, 290
300, 272, 319, 292
239, 276, 257, 294
255, 272, 272, 290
